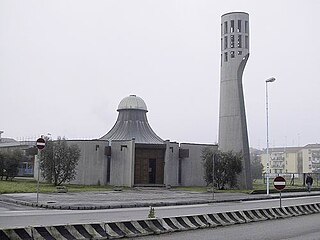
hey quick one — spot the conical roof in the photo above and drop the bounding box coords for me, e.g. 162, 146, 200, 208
100, 95, 163, 144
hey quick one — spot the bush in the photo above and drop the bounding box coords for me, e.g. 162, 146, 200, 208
202, 148, 242, 189
0, 149, 22, 181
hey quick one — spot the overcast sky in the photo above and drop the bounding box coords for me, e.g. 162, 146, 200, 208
1, 0, 319, 149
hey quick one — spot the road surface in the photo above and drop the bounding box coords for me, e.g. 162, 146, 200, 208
1, 195, 320, 229
133, 213, 320, 240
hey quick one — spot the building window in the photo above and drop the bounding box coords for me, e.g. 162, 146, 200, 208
230, 51, 235, 58
245, 36, 249, 49
237, 20, 241, 32
230, 20, 234, 33
238, 51, 242, 55
121, 145, 127, 151
224, 36, 228, 49
245, 21, 248, 33
224, 21, 228, 34
237, 35, 242, 48
221, 38, 223, 51
230, 35, 234, 48
224, 52, 228, 62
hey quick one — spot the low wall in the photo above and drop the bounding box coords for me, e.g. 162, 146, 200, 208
1, 203, 320, 239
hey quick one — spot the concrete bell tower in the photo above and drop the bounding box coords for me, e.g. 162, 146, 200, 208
218, 12, 252, 189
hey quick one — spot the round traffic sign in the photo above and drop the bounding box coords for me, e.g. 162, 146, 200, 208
273, 176, 286, 191
36, 138, 46, 150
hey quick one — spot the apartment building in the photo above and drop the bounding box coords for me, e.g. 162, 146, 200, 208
260, 144, 320, 174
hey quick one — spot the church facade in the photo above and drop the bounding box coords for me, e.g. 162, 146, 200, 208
64, 95, 216, 187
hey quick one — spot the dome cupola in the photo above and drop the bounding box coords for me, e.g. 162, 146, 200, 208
117, 95, 148, 112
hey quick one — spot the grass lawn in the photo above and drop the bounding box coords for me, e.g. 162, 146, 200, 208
0, 178, 115, 194
0, 178, 315, 194
172, 186, 252, 193
173, 178, 310, 193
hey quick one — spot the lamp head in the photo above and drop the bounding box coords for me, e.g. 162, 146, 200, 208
266, 77, 276, 83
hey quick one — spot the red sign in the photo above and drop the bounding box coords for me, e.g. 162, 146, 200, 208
36, 138, 46, 150
273, 176, 286, 191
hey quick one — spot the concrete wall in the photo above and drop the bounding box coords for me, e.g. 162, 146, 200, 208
301, 148, 312, 173
70, 140, 109, 185
34, 140, 109, 185
164, 141, 179, 186
110, 140, 135, 187
180, 143, 217, 186
285, 152, 298, 173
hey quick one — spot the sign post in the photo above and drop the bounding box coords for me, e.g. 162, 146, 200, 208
36, 137, 46, 204
273, 176, 286, 208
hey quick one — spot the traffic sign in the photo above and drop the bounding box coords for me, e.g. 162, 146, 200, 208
36, 138, 46, 150
273, 176, 286, 191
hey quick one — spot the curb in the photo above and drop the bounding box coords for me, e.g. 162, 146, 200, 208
1, 203, 320, 239
1, 192, 320, 210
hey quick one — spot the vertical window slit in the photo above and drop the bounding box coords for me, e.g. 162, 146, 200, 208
245, 21, 248, 33
224, 21, 228, 34
224, 36, 228, 49
230, 20, 234, 33
230, 35, 234, 48
245, 36, 249, 49
238, 35, 242, 48
237, 20, 242, 32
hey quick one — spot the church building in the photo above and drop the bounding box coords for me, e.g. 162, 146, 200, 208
63, 95, 216, 187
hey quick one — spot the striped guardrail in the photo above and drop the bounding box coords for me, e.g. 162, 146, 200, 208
1, 203, 320, 239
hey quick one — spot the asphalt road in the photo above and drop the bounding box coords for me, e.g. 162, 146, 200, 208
1, 195, 320, 229
0, 200, 42, 211
133, 213, 320, 240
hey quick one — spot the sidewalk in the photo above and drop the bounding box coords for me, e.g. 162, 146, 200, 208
1, 188, 320, 210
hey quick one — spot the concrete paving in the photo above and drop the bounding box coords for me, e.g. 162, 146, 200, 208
1, 188, 320, 210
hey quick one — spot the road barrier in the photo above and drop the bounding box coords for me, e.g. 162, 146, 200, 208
1, 203, 320, 239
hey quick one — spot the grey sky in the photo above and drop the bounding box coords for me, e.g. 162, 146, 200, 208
1, 0, 319, 149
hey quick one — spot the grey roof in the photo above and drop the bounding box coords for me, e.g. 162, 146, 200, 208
303, 144, 320, 149
0, 141, 35, 148
100, 95, 163, 144
262, 147, 302, 153
0, 138, 17, 143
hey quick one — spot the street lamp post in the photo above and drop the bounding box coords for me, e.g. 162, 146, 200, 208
266, 77, 276, 195
212, 153, 215, 200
